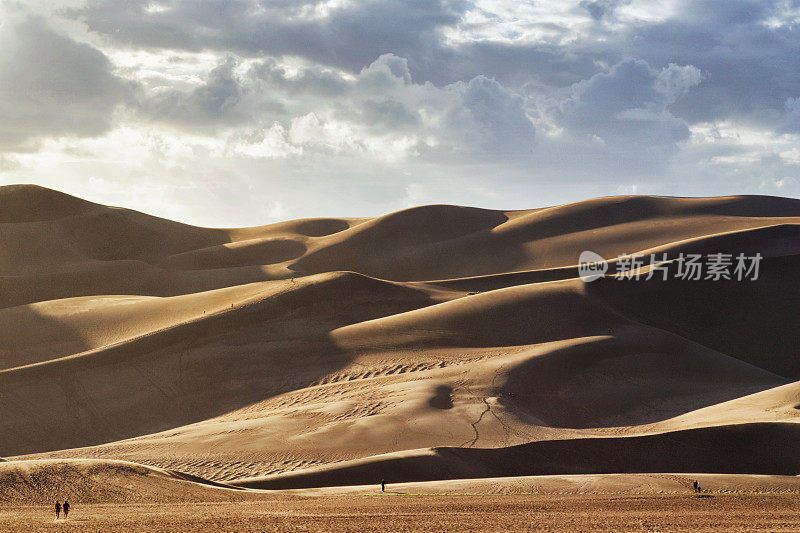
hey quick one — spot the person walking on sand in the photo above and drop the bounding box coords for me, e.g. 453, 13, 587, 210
696, 481, 701, 494
381, 479, 386, 492
54, 501, 61, 520
63, 500, 70, 519
692, 480, 698, 493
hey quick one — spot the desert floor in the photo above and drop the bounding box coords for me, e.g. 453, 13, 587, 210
4, 493, 800, 532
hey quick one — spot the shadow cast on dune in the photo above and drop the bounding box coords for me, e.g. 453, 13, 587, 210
0, 304, 96, 370
498, 331, 785, 428
163, 238, 308, 270
0, 272, 441, 456
232, 422, 800, 489
588, 253, 800, 379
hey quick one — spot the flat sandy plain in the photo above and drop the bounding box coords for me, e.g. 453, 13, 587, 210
3, 495, 799, 533
1, 185, 799, 530
4, 474, 800, 532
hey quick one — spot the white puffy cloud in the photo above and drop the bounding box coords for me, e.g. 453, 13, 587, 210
442, 76, 535, 155
552, 59, 703, 147
136, 53, 534, 160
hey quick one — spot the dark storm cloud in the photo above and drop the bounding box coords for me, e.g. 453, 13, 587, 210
0, 15, 130, 150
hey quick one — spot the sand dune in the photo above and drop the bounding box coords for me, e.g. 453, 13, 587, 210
589, 253, 800, 378
288, 472, 800, 497
1, 185, 799, 494
232, 423, 800, 489
648, 380, 800, 431
2, 457, 798, 506
0, 459, 247, 504
3, 459, 800, 533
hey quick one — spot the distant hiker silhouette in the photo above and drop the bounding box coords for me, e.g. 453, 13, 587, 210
381, 479, 386, 492
54, 501, 61, 519
63, 500, 70, 518
692, 480, 698, 493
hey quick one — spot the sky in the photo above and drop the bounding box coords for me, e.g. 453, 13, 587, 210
1, 0, 799, 227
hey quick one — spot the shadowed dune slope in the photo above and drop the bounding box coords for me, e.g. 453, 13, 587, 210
646, 380, 800, 431
588, 253, 800, 378
497, 331, 786, 428
0, 272, 443, 455
0, 271, 443, 370
233, 423, 800, 489
0, 184, 97, 222
2, 185, 800, 483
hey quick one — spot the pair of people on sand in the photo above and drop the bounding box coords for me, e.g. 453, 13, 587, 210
692, 480, 702, 494
54, 500, 70, 520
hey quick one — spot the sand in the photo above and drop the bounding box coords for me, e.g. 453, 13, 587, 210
5, 494, 800, 532
0, 184, 798, 525
2, 460, 799, 532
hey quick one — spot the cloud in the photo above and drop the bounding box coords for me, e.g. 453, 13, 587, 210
441, 75, 535, 155
136, 55, 252, 129
782, 97, 800, 133
620, 0, 800, 125
0, 13, 129, 150
65, 0, 800, 132
3, 0, 800, 225
580, 0, 632, 21
138, 53, 535, 159
551, 59, 704, 147
70, 0, 467, 71
297, 54, 534, 157
246, 58, 350, 97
